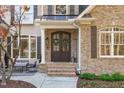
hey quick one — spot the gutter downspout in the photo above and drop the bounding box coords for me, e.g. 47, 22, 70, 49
72, 20, 81, 74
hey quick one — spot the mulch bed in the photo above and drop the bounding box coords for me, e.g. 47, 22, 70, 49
77, 78, 124, 88
0, 80, 36, 88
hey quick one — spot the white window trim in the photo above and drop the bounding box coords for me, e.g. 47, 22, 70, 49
11, 35, 37, 60
99, 27, 124, 58
30, 36, 37, 59
54, 5, 69, 15
20, 36, 29, 59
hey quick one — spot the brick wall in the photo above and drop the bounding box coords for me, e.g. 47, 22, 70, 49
80, 5, 124, 75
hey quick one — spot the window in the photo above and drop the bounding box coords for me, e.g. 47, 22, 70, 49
99, 27, 124, 57
53, 33, 60, 51
31, 36, 37, 58
12, 35, 37, 59
55, 5, 68, 15
13, 37, 18, 58
20, 36, 29, 58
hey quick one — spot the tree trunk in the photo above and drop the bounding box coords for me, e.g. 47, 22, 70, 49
1, 70, 6, 85
1, 40, 6, 85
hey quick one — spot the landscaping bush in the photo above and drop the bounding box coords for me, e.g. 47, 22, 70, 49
79, 73, 96, 80
99, 73, 124, 81
111, 72, 124, 81
99, 74, 113, 81
79, 72, 124, 81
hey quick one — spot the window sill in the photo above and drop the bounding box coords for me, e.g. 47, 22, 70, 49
99, 56, 124, 58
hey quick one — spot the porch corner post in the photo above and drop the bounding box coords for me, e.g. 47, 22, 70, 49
78, 27, 81, 73
41, 28, 45, 64
73, 21, 82, 74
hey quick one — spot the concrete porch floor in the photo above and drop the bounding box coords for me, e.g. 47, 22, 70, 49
11, 72, 78, 88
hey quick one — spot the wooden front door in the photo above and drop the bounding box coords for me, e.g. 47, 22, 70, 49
51, 32, 71, 62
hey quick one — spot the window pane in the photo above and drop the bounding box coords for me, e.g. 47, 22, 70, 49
114, 45, 124, 55
56, 5, 66, 15
21, 35, 28, 38
53, 34, 60, 51
20, 38, 29, 58
13, 39, 18, 48
114, 33, 122, 44
114, 27, 120, 31
13, 49, 18, 58
101, 45, 110, 55
114, 33, 118, 44
62, 33, 70, 52
13, 38, 18, 58
31, 38, 36, 58
101, 33, 111, 44
101, 27, 112, 31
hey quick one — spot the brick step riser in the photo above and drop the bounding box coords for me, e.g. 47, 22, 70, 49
48, 73, 76, 77
47, 63, 76, 76
47, 64, 76, 66
48, 74, 76, 77
48, 68, 75, 71
47, 71, 76, 75
47, 63, 76, 66
47, 65, 75, 67
47, 62, 76, 64
48, 70, 75, 72
47, 67, 75, 69
47, 63, 75, 65
48, 72, 75, 74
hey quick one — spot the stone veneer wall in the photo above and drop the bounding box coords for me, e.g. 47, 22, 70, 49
80, 5, 124, 75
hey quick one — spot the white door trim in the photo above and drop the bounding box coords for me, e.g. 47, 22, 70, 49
41, 28, 45, 64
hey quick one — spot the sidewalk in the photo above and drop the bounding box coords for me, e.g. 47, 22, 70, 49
11, 72, 78, 88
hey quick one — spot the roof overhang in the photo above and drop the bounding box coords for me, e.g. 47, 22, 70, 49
35, 19, 77, 29
75, 18, 95, 25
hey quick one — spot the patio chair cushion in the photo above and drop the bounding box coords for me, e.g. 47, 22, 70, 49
26, 60, 37, 72
27, 60, 37, 68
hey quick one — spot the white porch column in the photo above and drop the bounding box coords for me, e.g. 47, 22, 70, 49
41, 28, 45, 64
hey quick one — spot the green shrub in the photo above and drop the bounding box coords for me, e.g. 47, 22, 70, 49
79, 72, 124, 81
99, 74, 113, 81
99, 73, 124, 81
111, 72, 124, 81
79, 73, 96, 80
